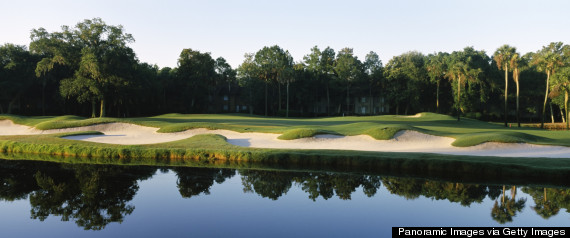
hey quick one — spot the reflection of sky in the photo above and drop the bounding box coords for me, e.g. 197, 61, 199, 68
1, 170, 569, 238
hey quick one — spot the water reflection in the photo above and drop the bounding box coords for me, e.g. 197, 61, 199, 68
491, 186, 526, 224
523, 187, 570, 219
0, 160, 155, 230
1, 159, 570, 230
172, 167, 235, 198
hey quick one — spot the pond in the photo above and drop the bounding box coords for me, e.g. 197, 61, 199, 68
0, 158, 569, 237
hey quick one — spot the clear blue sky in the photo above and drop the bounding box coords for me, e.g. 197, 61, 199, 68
1, 0, 569, 69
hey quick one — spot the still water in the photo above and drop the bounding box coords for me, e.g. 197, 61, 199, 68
0, 159, 568, 237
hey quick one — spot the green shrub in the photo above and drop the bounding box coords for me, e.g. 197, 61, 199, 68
277, 128, 338, 140
452, 131, 543, 147
364, 125, 416, 140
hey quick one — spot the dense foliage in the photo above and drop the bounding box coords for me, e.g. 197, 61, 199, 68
1, 18, 569, 126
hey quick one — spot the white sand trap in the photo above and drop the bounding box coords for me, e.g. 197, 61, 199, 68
2, 120, 570, 158
0, 120, 39, 135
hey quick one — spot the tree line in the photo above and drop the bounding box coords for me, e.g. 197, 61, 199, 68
1, 18, 569, 127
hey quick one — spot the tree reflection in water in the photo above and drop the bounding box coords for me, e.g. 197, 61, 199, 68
239, 171, 382, 201
0, 160, 44, 201
490, 186, 526, 224
0, 160, 155, 230
2, 159, 570, 229
172, 167, 235, 198
523, 187, 570, 219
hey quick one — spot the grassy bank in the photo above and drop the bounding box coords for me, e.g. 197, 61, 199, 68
2, 134, 570, 187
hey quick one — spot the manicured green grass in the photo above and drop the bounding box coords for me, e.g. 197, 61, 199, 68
452, 131, 547, 147
2, 112, 570, 147
277, 128, 340, 140
363, 124, 422, 140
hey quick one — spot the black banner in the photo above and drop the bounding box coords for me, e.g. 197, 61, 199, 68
393, 227, 568, 238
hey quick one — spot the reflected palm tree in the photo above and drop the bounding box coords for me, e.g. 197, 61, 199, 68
491, 186, 526, 224
533, 200, 560, 219
522, 187, 562, 219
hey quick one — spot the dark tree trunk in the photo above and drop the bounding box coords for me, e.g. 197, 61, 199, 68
564, 91, 570, 130
436, 80, 440, 113
7, 93, 20, 114
326, 84, 330, 116
228, 82, 231, 112
504, 65, 508, 127
278, 84, 282, 111
396, 104, 399, 115
559, 106, 565, 123
346, 83, 350, 115
457, 76, 461, 121
286, 82, 290, 117
7, 101, 14, 114
249, 83, 254, 115
42, 78, 46, 116
100, 97, 106, 118
369, 82, 373, 115
549, 102, 555, 123
515, 76, 521, 127
91, 100, 96, 118
264, 82, 268, 116
541, 71, 551, 129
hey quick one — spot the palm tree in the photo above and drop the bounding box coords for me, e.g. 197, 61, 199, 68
532, 42, 566, 129
550, 67, 570, 129
493, 45, 517, 127
426, 52, 448, 113
510, 53, 527, 127
446, 50, 482, 121
276, 51, 295, 117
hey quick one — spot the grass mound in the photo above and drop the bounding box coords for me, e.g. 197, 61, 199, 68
452, 131, 546, 147
277, 128, 339, 140
0, 114, 123, 130
34, 117, 121, 130
364, 124, 419, 140
157, 122, 229, 133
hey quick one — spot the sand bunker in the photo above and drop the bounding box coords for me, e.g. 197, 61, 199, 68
2, 120, 570, 158
0, 120, 40, 135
